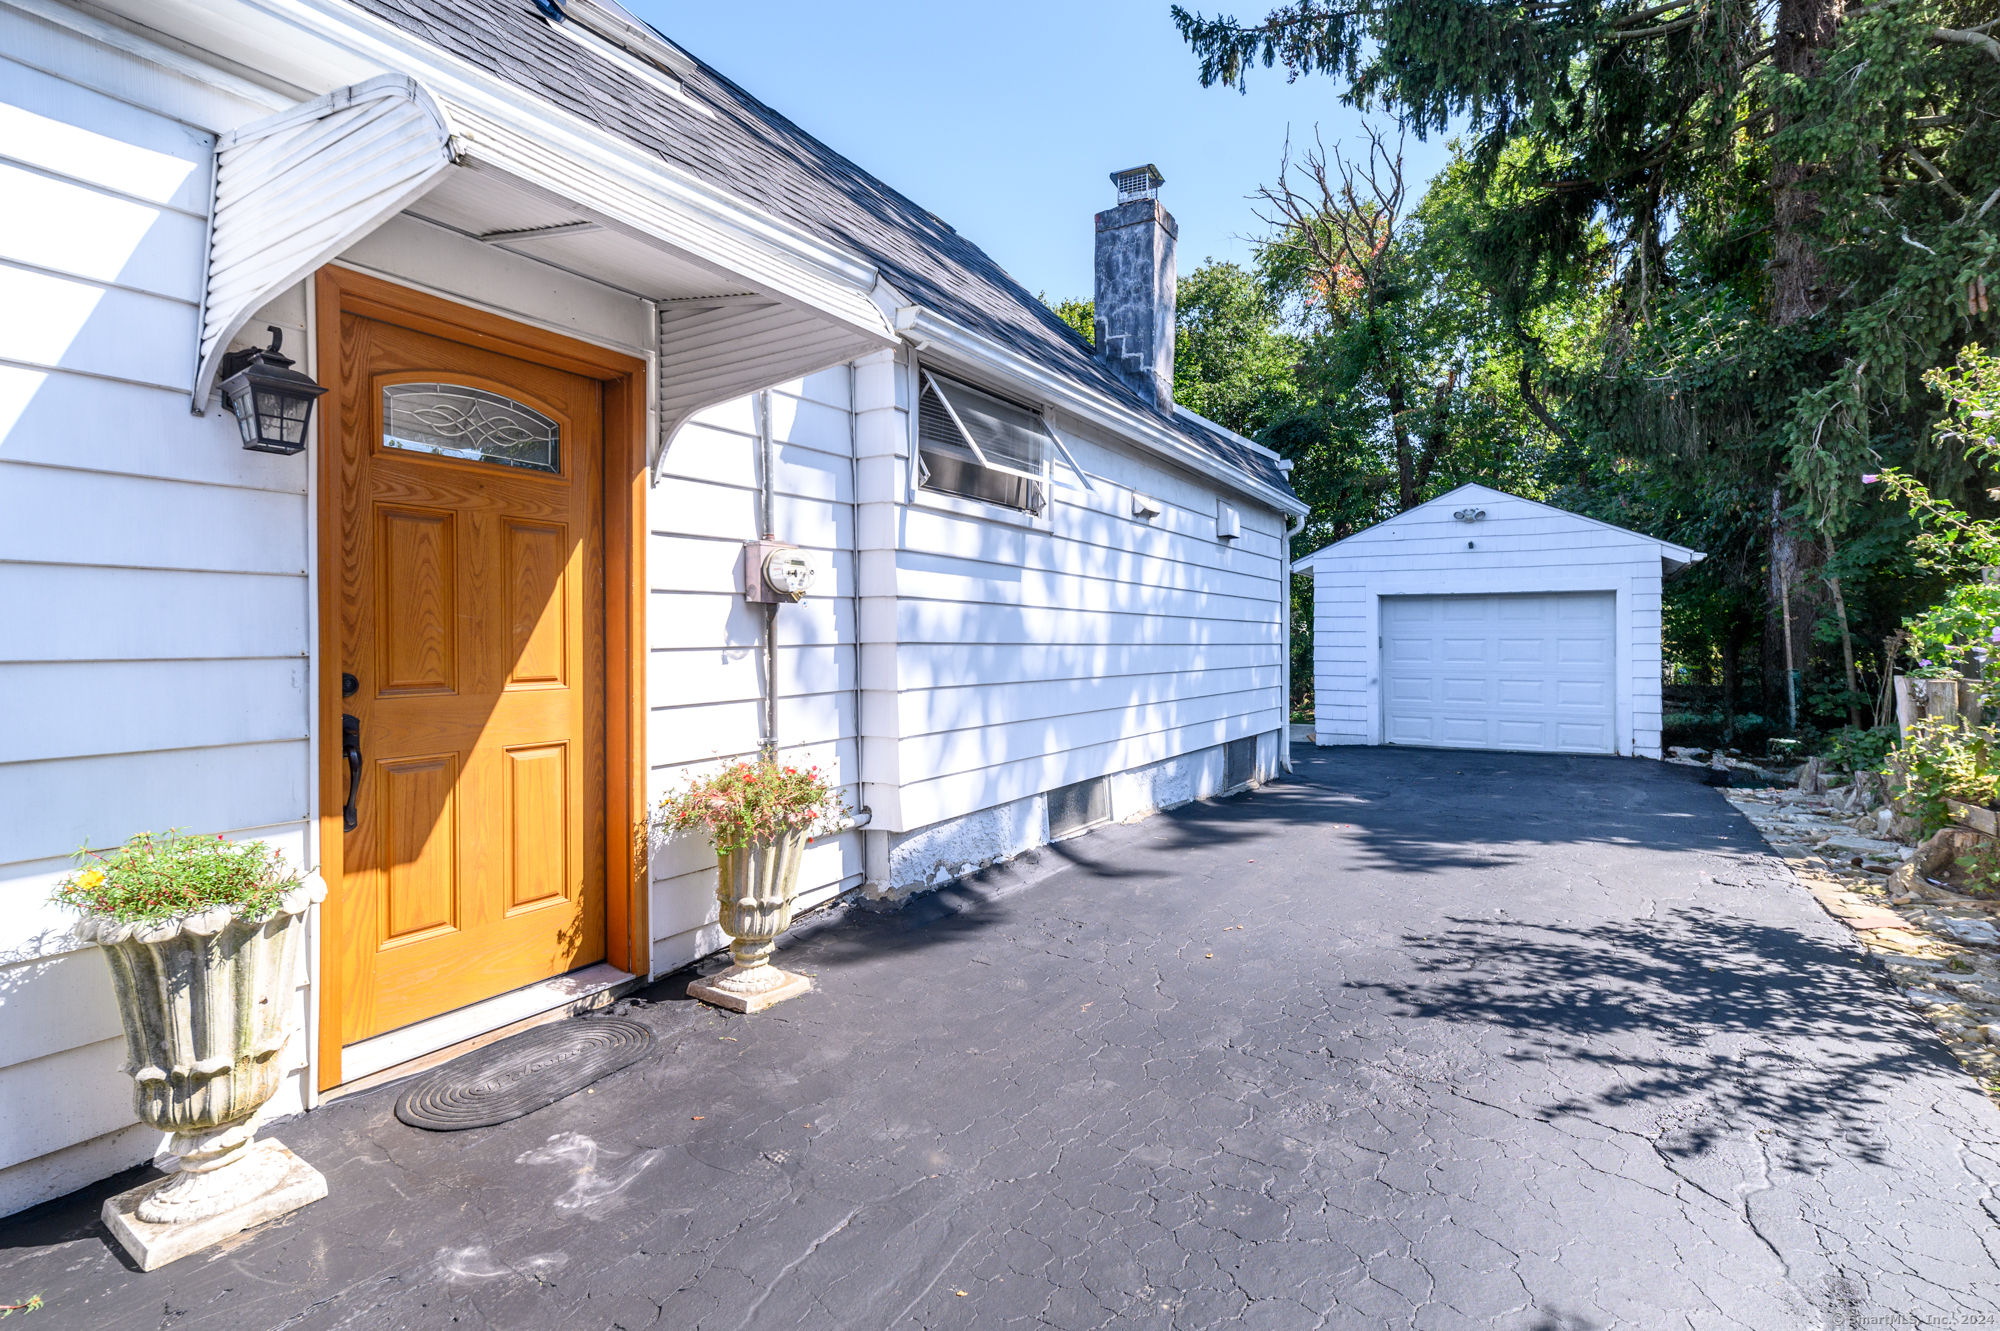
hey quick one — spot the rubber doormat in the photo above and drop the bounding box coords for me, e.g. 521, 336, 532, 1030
395, 1017, 655, 1130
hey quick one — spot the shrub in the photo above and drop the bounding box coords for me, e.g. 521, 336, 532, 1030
1821, 725, 1896, 774
657, 759, 846, 855
1890, 717, 2000, 834
50, 831, 299, 924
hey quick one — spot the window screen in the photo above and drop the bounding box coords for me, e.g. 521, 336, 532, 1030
917, 371, 1046, 514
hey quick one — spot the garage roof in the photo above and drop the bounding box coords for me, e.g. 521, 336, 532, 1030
1291, 483, 1704, 573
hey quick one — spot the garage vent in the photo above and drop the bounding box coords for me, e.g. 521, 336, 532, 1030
1048, 776, 1111, 840
1225, 737, 1257, 790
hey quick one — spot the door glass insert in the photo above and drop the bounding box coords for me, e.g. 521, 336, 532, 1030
382, 383, 561, 474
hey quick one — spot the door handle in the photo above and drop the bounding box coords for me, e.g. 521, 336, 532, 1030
342, 713, 362, 832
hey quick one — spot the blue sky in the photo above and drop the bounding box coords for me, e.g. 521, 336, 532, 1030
624, 0, 1455, 303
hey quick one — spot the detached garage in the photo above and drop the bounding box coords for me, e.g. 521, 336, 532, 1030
1294, 484, 1702, 759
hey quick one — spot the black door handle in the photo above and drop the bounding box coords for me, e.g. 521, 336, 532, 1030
342, 713, 362, 832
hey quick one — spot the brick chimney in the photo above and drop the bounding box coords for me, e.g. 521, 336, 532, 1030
1094, 165, 1176, 415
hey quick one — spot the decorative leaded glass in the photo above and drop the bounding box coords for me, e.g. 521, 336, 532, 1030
382, 383, 561, 474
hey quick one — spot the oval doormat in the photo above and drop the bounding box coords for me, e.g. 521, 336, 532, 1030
395, 1017, 655, 1131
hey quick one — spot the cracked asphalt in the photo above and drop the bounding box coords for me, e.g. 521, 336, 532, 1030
6, 746, 2000, 1329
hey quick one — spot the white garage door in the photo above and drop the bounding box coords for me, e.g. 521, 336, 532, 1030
1381, 593, 1617, 754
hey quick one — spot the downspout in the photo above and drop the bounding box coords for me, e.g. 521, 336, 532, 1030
847, 363, 869, 841
758, 389, 778, 758
1282, 510, 1300, 774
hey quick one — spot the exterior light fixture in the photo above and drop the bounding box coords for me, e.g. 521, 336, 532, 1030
1453, 507, 1487, 522
218, 326, 327, 455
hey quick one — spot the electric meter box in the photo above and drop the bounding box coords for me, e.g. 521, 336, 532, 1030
742, 540, 817, 603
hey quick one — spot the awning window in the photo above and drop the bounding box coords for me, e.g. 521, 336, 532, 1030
917, 370, 1060, 514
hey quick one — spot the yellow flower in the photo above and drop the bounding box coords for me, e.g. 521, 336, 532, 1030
75, 868, 105, 891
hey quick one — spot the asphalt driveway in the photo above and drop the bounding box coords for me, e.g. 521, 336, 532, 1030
5, 746, 2000, 1329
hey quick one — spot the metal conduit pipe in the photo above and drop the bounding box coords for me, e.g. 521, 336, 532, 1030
758, 389, 778, 759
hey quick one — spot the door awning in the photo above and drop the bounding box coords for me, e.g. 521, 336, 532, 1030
193, 74, 457, 410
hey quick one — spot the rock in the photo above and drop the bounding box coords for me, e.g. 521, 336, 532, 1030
1940, 917, 2000, 945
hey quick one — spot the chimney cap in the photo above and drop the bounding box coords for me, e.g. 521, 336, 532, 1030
1110, 164, 1165, 204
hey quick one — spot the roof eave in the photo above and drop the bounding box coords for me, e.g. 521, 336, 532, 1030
896, 305, 1309, 518
230, 0, 898, 342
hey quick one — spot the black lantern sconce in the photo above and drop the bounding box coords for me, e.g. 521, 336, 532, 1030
218, 326, 327, 455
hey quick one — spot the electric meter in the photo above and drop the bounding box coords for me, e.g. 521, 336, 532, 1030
763, 547, 816, 602
742, 540, 816, 603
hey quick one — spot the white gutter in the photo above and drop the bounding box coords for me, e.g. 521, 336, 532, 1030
893, 304, 1309, 519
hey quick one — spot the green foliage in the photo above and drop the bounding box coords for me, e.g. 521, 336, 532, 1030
0, 1296, 42, 1318
1174, 260, 1304, 436
1039, 293, 1095, 346
1821, 725, 1896, 774
1951, 837, 2000, 897
656, 759, 846, 855
1172, 0, 2000, 737
50, 831, 299, 924
1875, 345, 2000, 577
1894, 716, 2000, 834
1899, 581, 2000, 676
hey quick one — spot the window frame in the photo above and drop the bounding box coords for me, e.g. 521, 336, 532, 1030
910, 366, 1061, 522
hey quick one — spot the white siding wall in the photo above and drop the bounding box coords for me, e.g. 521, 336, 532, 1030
1305, 487, 1669, 758
647, 369, 868, 972
866, 353, 1288, 888
0, 9, 311, 1217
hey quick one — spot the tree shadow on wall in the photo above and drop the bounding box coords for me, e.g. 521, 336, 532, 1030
1351, 907, 1958, 1172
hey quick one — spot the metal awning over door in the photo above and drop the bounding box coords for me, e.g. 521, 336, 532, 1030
194, 74, 457, 408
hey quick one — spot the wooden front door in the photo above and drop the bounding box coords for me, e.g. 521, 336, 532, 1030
329, 307, 606, 1043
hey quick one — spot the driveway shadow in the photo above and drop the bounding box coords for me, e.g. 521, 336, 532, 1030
1354, 906, 1942, 1170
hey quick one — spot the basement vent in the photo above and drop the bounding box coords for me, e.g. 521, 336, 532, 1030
1048, 776, 1111, 840
1225, 737, 1258, 790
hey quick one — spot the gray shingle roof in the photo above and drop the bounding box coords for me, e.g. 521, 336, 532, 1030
346, 0, 1295, 498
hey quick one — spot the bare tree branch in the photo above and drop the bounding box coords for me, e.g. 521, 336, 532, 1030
1933, 26, 2000, 63
1903, 144, 1968, 206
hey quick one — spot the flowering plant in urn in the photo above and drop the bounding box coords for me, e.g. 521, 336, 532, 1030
53, 831, 326, 1268
658, 761, 845, 1012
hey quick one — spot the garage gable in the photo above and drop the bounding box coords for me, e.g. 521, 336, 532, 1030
1291, 483, 1701, 574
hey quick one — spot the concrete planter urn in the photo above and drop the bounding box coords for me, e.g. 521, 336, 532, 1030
688, 830, 812, 1013
76, 876, 327, 1268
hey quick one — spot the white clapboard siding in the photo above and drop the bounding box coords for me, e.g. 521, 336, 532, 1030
1298, 484, 1694, 758
899, 706, 1283, 832
0, 162, 207, 301
646, 644, 850, 711
901, 666, 1282, 739
899, 600, 1278, 649
0, 55, 212, 211
0, 950, 121, 1070
0, 659, 307, 764
0, 465, 307, 574
0, 24, 333, 1219
646, 372, 865, 968
897, 641, 1276, 690
0, 369, 303, 490
0, 266, 195, 388
879, 391, 1288, 831
0, 566, 307, 662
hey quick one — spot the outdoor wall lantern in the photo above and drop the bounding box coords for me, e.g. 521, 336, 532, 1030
218, 326, 327, 455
